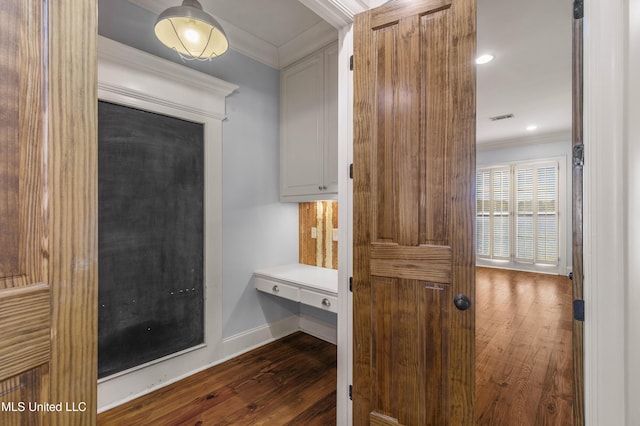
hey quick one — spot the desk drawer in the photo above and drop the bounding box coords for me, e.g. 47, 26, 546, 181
255, 277, 299, 302
300, 289, 337, 313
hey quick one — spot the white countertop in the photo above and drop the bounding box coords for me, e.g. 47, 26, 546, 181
254, 263, 338, 295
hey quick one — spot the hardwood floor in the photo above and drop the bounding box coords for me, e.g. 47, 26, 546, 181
99, 268, 573, 425
476, 267, 574, 425
97, 332, 337, 426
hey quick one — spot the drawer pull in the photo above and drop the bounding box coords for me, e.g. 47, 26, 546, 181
321, 298, 331, 308
272, 285, 279, 294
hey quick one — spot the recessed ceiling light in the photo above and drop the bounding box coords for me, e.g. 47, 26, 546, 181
475, 54, 494, 65
526, 125, 538, 131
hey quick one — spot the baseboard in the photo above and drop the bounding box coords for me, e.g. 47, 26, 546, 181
299, 314, 337, 345
99, 314, 329, 413
98, 315, 299, 414
222, 315, 300, 359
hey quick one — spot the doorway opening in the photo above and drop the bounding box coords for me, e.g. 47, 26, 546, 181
475, 0, 577, 423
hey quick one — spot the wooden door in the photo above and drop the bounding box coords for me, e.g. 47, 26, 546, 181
571, 0, 585, 424
353, 0, 476, 424
0, 0, 97, 425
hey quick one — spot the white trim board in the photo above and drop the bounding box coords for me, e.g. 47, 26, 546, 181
583, 0, 627, 424
97, 35, 235, 411
336, 23, 355, 426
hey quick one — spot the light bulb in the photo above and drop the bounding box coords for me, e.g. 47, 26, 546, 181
183, 28, 200, 43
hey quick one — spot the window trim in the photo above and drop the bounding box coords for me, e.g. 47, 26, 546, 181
476, 156, 567, 275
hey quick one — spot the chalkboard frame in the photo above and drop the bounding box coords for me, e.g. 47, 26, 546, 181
96, 56, 227, 385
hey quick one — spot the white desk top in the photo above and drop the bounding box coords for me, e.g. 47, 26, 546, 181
254, 263, 338, 295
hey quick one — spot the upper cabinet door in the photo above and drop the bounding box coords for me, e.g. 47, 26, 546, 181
323, 42, 339, 195
280, 42, 338, 202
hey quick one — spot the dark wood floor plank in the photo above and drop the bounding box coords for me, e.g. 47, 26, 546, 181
476, 267, 573, 426
98, 332, 337, 426
283, 390, 337, 426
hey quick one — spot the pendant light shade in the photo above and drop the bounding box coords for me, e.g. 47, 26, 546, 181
154, 0, 229, 61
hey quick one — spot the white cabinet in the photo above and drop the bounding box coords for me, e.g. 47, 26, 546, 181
280, 42, 338, 202
254, 264, 338, 313
254, 276, 299, 302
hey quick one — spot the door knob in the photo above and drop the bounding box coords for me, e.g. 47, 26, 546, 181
453, 294, 471, 311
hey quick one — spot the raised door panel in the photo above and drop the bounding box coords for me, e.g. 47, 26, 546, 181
281, 52, 325, 200
0, 1, 51, 419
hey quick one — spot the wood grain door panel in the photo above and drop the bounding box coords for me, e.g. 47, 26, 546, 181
354, 0, 476, 424
0, 0, 97, 423
0, 285, 50, 383
0, 0, 49, 391
0, 0, 45, 291
0, 365, 49, 426
370, 277, 450, 426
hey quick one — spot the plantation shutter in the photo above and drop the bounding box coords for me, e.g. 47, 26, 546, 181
476, 170, 490, 257
535, 165, 558, 264
492, 167, 510, 259
476, 160, 559, 268
515, 167, 534, 262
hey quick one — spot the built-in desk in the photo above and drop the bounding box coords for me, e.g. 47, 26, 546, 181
254, 264, 338, 313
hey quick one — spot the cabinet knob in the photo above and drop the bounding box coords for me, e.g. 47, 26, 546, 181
321, 298, 331, 308
323, 186, 327, 190
318, 186, 323, 190
272, 285, 279, 294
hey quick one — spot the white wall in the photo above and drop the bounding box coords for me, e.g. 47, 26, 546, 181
97, 0, 301, 410
98, 0, 300, 339
476, 135, 572, 274
625, 0, 640, 420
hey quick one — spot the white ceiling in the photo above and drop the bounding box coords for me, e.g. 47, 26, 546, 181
203, 0, 323, 47
129, 0, 573, 145
476, 0, 573, 145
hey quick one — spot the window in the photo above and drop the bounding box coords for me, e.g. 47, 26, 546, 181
476, 160, 560, 268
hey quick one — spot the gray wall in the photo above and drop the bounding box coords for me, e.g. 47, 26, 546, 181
98, 0, 300, 338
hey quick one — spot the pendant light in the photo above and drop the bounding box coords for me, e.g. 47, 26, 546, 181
154, 0, 229, 61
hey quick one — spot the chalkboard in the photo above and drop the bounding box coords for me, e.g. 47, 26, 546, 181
98, 101, 204, 378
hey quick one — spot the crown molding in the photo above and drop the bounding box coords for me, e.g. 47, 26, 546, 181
128, 0, 355, 69
298, 0, 368, 28
476, 130, 572, 151
222, 23, 279, 69
279, 21, 338, 68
